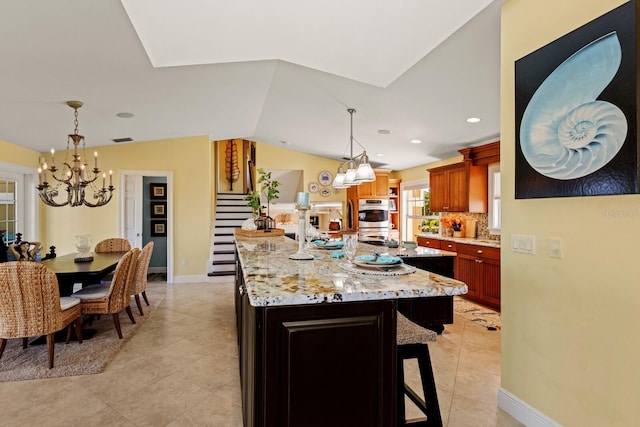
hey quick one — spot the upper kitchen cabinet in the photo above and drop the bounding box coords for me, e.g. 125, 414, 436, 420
353, 170, 390, 198
428, 142, 500, 213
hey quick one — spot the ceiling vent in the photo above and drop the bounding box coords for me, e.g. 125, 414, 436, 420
112, 137, 133, 143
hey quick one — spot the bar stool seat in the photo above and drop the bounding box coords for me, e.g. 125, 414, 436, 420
397, 312, 442, 427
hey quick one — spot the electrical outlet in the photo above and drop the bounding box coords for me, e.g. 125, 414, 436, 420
548, 238, 562, 259
181, 259, 188, 266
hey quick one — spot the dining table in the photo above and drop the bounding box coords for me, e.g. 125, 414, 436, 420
40, 251, 126, 296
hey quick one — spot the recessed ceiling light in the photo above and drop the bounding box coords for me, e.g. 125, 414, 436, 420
410, 139, 422, 144
376, 153, 385, 157
377, 129, 391, 135
116, 112, 134, 118
280, 140, 290, 145
466, 117, 481, 123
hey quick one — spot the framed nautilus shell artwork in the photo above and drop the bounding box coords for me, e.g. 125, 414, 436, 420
515, 1, 639, 199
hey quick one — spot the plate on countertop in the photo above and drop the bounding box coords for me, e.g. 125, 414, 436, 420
354, 255, 403, 266
312, 240, 344, 249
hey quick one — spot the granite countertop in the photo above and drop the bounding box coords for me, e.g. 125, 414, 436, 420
416, 233, 501, 248
235, 235, 468, 307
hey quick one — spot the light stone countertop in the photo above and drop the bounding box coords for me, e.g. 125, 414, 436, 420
236, 234, 468, 307
415, 233, 501, 248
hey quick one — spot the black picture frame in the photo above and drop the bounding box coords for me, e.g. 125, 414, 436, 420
150, 183, 167, 200
151, 220, 166, 237
515, 1, 639, 199
151, 201, 167, 218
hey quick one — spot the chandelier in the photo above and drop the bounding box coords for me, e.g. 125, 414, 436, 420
332, 108, 376, 189
37, 101, 114, 207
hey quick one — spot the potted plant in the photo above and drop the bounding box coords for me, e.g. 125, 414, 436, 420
244, 168, 281, 230
257, 168, 280, 230
243, 190, 265, 228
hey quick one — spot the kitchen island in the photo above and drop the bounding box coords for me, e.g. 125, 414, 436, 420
234, 234, 467, 427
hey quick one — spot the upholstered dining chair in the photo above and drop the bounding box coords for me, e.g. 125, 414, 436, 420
94, 237, 132, 253
0, 262, 83, 369
71, 248, 139, 339
131, 242, 154, 316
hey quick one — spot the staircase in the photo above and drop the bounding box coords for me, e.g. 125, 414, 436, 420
208, 193, 253, 277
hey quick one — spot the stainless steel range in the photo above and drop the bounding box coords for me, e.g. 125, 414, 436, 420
358, 199, 389, 244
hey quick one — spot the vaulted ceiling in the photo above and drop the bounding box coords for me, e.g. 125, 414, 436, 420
0, 0, 501, 170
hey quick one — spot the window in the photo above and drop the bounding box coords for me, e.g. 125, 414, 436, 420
488, 164, 501, 234
0, 178, 17, 243
0, 162, 39, 244
400, 179, 439, 241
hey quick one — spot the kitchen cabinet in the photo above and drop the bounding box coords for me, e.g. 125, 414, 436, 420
415, 236, 457, 252
428, 161, 487, 213
455, 243, 500, 310
347, 170, 389, 199
416, 236, 441, 249
236, 271, 395, 426
427, 141, 499, 213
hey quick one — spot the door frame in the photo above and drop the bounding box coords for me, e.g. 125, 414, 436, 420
119, 169, 174, 283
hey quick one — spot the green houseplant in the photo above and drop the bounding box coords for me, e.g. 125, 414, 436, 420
244, 168, 281, 230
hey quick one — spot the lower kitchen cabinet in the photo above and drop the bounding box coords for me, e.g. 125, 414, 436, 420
399, 255, 455, 333
455, 243, 501, 310
236, 266, 395, 427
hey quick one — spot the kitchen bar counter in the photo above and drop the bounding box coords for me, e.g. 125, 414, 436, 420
234, 233, 467, 426
235, 234, 468, 308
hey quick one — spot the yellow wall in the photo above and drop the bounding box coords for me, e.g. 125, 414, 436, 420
502, 0, 638, 425
0, 139, 40, 168
394, 155, 463, 183
42, 136, 212, 277
255, 141, 346, 204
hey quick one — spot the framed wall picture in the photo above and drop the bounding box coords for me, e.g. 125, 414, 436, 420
151, 220, 167, 236
150, 183, 167, 199
515, 1, 639, 198
151, 201, 167, 218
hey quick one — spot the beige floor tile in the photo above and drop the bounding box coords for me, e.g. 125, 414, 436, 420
0, 279, 521, 427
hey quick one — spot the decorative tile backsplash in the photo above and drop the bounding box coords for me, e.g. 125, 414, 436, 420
442, 212, 500, 241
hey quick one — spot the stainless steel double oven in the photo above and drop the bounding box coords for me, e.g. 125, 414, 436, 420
358, 199, 389, 245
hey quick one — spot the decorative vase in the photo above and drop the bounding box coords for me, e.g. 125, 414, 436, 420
75, 234, 93, 262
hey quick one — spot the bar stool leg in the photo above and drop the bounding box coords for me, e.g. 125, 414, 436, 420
397, 343, 442, 427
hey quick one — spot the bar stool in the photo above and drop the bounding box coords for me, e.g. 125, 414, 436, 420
397, 312, 442, 427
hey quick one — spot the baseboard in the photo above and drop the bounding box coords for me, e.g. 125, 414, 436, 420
172, 274, 208, 284
498, 388, 561, 427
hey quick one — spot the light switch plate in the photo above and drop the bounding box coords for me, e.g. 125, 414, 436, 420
511, 234, 536, 254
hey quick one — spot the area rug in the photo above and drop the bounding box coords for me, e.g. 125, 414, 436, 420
0, 292, 163, 382
454, 296, 501, 330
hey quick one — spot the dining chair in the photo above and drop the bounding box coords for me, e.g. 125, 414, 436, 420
0, 262, 83, 369
94, 237, 132, 253
131, 242, 154, 316
71, 248, 139, 339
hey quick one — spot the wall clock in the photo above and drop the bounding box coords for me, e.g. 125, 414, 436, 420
318, 170, 333, 186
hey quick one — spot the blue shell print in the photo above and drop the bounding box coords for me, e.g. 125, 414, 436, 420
519, 32, 627, 180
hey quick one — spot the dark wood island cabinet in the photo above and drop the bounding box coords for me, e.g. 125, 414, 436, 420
234, 235, 467, 427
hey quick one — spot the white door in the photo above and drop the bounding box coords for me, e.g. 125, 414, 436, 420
124, 175, 143, 249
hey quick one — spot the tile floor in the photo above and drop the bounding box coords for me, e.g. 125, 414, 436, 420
0, 281, 523, 427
